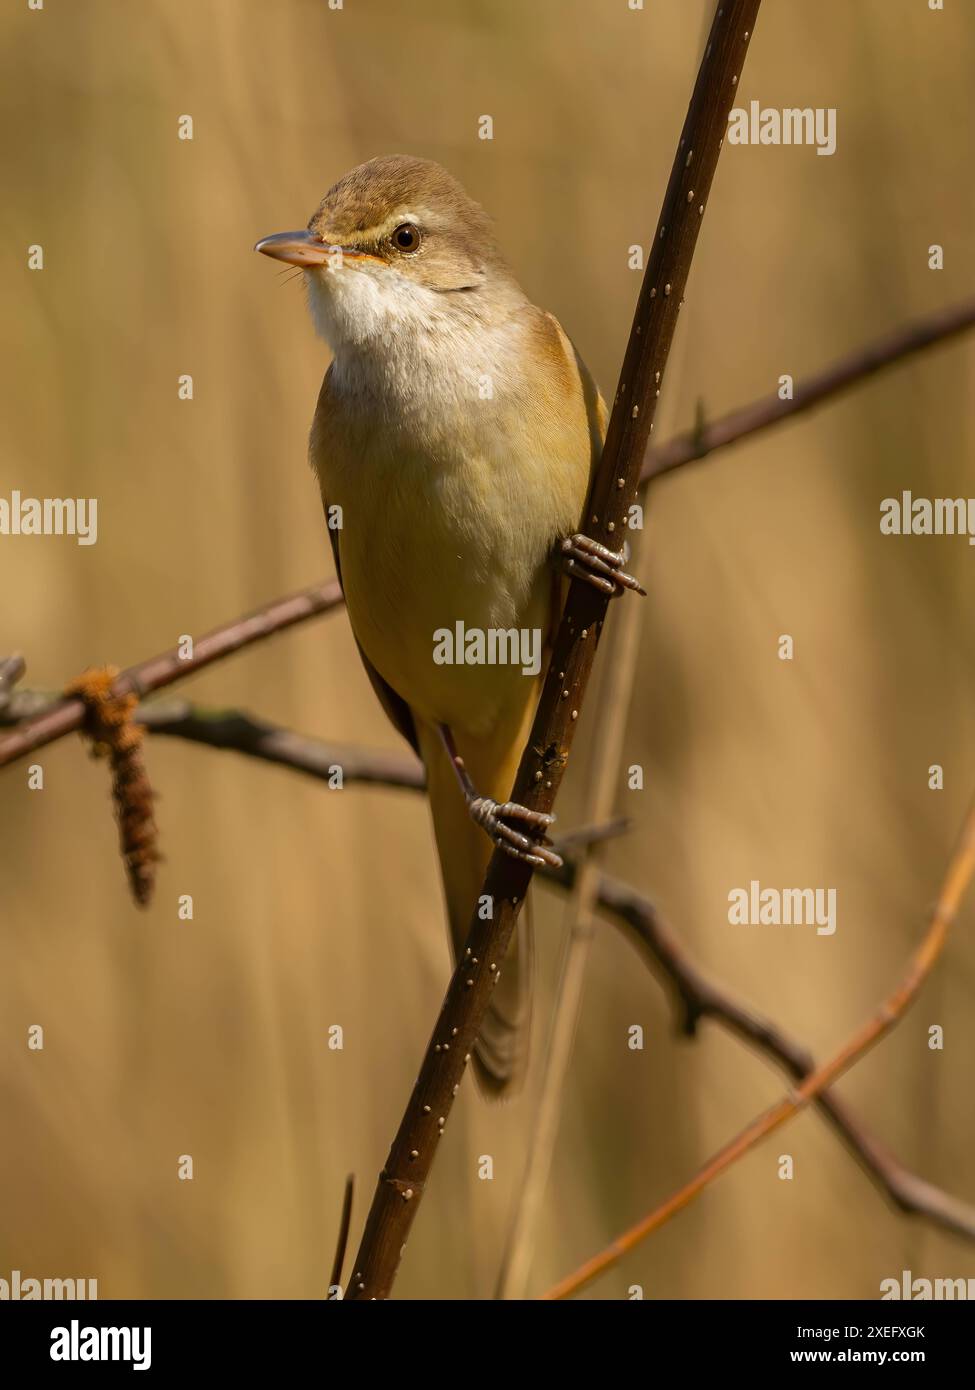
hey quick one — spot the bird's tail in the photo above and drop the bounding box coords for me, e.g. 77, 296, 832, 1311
416, 702, 537, 1098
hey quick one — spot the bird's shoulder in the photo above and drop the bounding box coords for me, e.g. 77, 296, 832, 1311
517, 304, 608, 464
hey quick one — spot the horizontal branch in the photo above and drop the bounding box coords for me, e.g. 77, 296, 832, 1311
139, 700, 424, 791
642, 296, 975, 482
0, 580, 343, 769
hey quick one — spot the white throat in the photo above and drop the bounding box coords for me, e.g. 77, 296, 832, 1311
304, 262, 527, 426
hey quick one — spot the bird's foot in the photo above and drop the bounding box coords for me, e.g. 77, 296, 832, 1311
560, 533, 646, 597
468, 796, 562, 869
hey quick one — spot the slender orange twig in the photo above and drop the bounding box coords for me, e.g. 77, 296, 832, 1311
543, 798, 975, 1300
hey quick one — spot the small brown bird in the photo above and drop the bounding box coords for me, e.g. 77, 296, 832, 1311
257, 156, 639, 1095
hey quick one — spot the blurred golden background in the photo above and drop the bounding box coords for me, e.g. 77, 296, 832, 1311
1, 0, 973, 1299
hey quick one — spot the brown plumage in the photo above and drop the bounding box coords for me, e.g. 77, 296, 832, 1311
259, 156, 607, 1094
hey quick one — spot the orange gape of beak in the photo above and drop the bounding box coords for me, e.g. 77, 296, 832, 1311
254, 230, 381, 267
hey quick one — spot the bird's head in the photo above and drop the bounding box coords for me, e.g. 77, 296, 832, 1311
255, 155, 523, 353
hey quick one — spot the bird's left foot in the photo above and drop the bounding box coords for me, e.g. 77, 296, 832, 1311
438, 721, 563, 870
560, 534, 646, 597
468, 796, 562, 870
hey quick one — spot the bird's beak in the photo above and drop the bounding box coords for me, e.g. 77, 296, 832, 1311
254, 230, 331, 266
254, 229, 380, 268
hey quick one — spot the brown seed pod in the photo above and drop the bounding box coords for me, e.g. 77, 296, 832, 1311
65, 667, 160, 907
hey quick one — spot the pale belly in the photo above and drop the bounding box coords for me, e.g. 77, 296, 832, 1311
311, 305, 598, 737
333, 446, 556, 738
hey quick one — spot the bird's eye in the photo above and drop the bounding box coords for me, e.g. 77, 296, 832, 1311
392, 223, 421, 252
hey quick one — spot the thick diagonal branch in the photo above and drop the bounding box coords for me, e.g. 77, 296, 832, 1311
345, 0, 765, 1301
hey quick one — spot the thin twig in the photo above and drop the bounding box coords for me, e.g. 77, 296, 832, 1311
642, 296, 975, 483
0, 654, 26, 713
1, 692, 425, 788
547, 816, 631, 859
139, 701, 425, 791
543, 797, 975, 1299
345, 0, 765, 1302
328, 1175, 355, 1298
0, 689, 50, 724
0, 580, 343, 768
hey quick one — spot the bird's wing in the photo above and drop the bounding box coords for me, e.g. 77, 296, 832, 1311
323, 507, 421, 759
548, 312, 609, 483
540, 311, 611, 642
